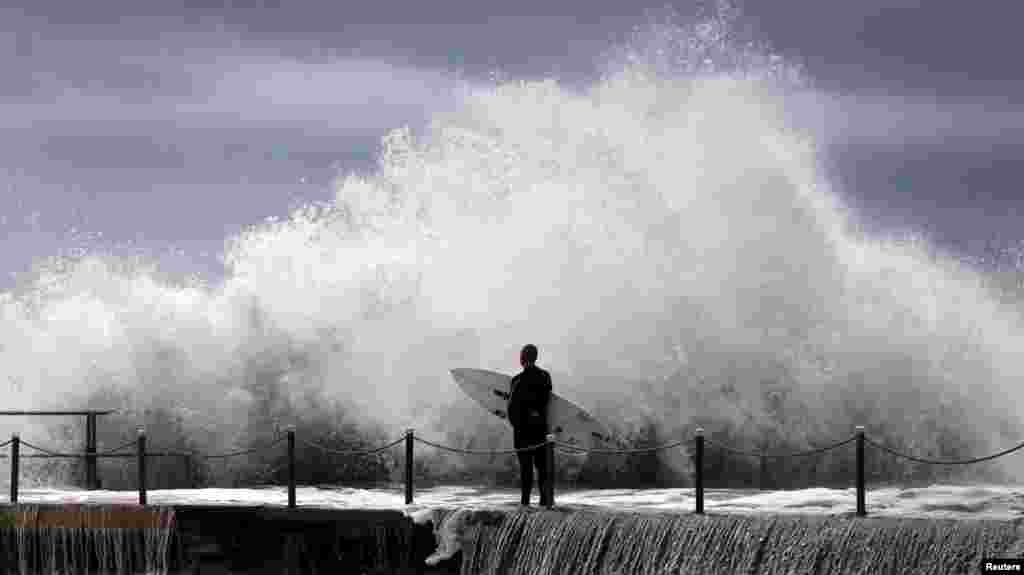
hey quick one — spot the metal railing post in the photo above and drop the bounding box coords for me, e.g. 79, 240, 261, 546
695, 428, 704, 515
10, 434, 19, 503
544, 434, 555, 508
183, 454, 193, 488
404, 429, 414, 505
137, 428, 147, 506
855, 425, 866, 517
287, 426, 296, 509
85, 412, 98, 490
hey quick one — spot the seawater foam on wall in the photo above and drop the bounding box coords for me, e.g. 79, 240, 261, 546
409, 508, 464, 566
408, 507, 502, 567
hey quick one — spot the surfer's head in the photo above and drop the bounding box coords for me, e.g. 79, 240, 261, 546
520, 344, 538, 367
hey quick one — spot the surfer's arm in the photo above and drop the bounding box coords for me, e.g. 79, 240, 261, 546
506, 374, 519, 425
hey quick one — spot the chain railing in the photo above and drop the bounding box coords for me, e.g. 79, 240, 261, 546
862, 435, 1024, 465
6, 421, 1024, 516
701, 435, 858, 458
97, 438, 141, 456
554, 438, 687, 455
296, 435, 405, 456
0, 411, 115, 491
412, 435, 548, 455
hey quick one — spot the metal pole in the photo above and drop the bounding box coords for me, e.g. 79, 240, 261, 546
85, 413, 98, 490
183, 454, 193, 488
287, 426, 296, 509
137, 428, 147, 506
695, 428, 704, 515
855, 425, 866, 517
10, 434, 19, 504
544, 434, 555, 509
404, 429, 414, 505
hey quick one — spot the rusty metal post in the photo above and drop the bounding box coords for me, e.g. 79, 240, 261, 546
855, 425, 866, 517
10, 434, 19, 503
137, 428, 147, 505
695, 428, 704, 515
404, 429, 414, 505
287, 426, 296, 509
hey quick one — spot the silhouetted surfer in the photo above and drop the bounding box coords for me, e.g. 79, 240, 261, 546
507, 344, 552, 506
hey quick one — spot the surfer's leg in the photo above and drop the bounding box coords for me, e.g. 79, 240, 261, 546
517, 449, 533, 505
514, 429, 533, 505
534, 445, 549, 506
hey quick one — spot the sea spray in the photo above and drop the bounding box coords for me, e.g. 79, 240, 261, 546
0, 4, 1022, 489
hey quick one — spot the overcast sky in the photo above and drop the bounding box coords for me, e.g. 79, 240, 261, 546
1, 0, 1023, 289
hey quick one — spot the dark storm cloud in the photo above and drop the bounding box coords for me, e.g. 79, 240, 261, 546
789, 92, 1024, 145
745, 1, 1024, 98
6, 0, 1024, 94
0, 0, 1023, 289
0, 6, 463, 287
162, 0, 1024, 98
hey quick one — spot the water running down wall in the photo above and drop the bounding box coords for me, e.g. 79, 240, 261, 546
0, 502, 1018, 574
421, 507, 1024, 575
0, 505, 175, 574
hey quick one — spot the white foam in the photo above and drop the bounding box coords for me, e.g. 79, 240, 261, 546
14, 483, 1024, 520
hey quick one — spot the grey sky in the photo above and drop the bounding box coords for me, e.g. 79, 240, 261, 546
1, 0, 1023, 289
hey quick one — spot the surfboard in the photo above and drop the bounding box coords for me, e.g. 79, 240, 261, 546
450, 368, 615, 450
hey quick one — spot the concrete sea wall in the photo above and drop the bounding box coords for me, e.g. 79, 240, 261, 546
2, 504, 1023, 574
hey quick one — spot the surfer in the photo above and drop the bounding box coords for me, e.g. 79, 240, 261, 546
507, 344, 552, 506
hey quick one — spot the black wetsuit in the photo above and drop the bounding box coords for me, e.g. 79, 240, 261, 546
508, 365, 552, 505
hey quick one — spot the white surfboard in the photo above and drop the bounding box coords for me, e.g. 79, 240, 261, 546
450, 368, 615, 450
